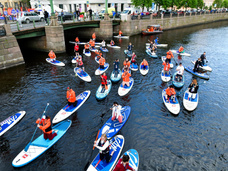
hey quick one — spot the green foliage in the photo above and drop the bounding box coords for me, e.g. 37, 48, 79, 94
209, 5, 212, 10
223, 0, 228, 8
212, 0, 223, 8
197, 0, 204, 9
204, 6, 208, 10
131, 0, 153, 8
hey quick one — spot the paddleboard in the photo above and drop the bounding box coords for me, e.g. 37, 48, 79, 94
83, 49, 91, 57
146, 49, 157, 58
172, 72, 184, 88
52, 90, 91, 124
110, 69, 122, 83
161, 56, 173, 68
0, 111, 26, 137
170, 50, 191, 57
46, 58, 65, 66
12, 120, 72, 167
124, 50, 132, 58
162, 89, 180, 115
161, 70, 171, 82
184, 66, 209, 80
130, 63, 138, 71
74, 67, 92, 82
95, 63, 109, 75
69, 41, 86, 45
107, 44, 121, 49
90, 47, 98, 52
96, 80, 112, 100
71, 55, 82, 64
114, 35, 129, 39
114, 149, 139, 171
99, 47, 109, 52
118, 77, 134, 96
122, 68, 131, 74
98, 106, 131, 139
183, 90, 199, 111
146, 43, 168, 47
139, 62, 149, 76
95, 56, 100, 64
87, 135, 124, 171
191, 60, 212, 72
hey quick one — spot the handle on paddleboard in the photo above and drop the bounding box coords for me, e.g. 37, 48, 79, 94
24, 103, 49, 152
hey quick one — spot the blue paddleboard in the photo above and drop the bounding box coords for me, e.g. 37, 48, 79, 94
124, 50, 132, 58
172, 72, 185, 88
110, 69, 122, 83
100, 47, 109, 52
184, 66, 209, 80
46, 58, 65, 66
130, 63, 138, 71
146, 49, 157, 58
95, 63, 109, 75
96, 80, 112, 100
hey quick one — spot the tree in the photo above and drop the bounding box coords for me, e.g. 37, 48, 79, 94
197, 0, 204, 9
212, 0, 223, 8
223, 0, 228, 8
131, 0, 154, 10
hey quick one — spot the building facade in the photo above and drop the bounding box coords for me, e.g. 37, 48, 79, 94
0, 0, 22, 9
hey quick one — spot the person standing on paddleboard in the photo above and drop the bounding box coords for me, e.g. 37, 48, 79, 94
113, 154, 135, 171
193, 58, 203, 73
110, 40, 115, 46
165, 85, 176, 103
188, 79, 199, 100
176, 63, 184, 81
99, 56, 105, 69
113, 59, 120, 74
74, 43, 79, 55
166, 50, 174, 63
131, 52, 137, 64
77, 56, 85, 72
123, 58, 130, 72
162, 59, 170, 75
94, 134, 114, 163
128, 42, 133, 55
84, 43, 90, 53
122, 69, 131, 87
48, 50, 56, 62
92, 32, 96, 41
36, 115, 57, 140
101, 40, 106, 50
179, 46, 184, 53
118, 30, 123, 37
111, 102, 123, 123
66, 87, 77, 107
75, 37, 80, 43
100, 73, 108, 90
200, 52, 207, 65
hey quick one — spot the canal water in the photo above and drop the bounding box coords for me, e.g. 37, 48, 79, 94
1, 21, 228, 170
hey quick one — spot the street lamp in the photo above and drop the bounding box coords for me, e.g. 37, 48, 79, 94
0, 2, 7, 24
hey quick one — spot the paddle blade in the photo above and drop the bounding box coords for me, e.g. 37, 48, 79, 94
24, 142, 31, 152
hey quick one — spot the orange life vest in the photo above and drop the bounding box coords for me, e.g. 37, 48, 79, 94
119, 31, 122, 35
92, 33, 96, 39
91, 41, 95, 47
84, 44, 90, 49
142, 60, 148, 66
123, 61, 130, 67
48, 51, 56, 59
166, 87, 176, 96
36, 118, 52, 134
66, 89, 76, 103
75, 37, 79, 42
122, 72, 131, 82
99, 57, 105, 65
179, 47, 184, 52
163, 62, 170, 71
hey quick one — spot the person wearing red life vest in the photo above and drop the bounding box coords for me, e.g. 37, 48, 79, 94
66, 87, 77, 107
131, 52, 137, 64
113, 154, 135, 171
110, 40, 115, 46
36, 115, 57, 140
100, 72, 107, 89
74, 43, 79, 54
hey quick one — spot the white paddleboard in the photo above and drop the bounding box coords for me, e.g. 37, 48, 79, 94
139, 62, 149, 76
161, 70, 171, 82
162, 89, 180, 115
161, 56, 174, 68
95, 63, 109, 75
146, 43, 168, 47
107, 44, 121, 48
183, 90, 199, 111
74, 67, 92, 82
114, 35, 129, 39
52, 91, 91, 124
46, 58, 65, 66
170, 50, 191, 57
118, 77, 134, 96
191, 60, 212, 72
83, 49, 91, 57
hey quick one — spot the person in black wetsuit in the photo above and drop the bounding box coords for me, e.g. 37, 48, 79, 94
188, 79, 199, 99
113, 59, 120, 75
193, 58, 203, 73
200, 52, 206, 66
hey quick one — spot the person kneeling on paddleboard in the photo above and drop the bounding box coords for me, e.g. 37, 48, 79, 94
118, 30, 123, 37
162, 59, 170, 75
188, 79, 199, 100
142, 59, 148, 70
66, 87, 77, 107
77, 56, 85, 73
113, 59, 120, 74
91, 40, 96, 50
131, 52, 137, 64
111, 102, 122, 123
113, 154, 135, 171
84, 43, 90, 53
123, 58, 130, 72
178, 46, 184, 53
94, 134, 114, 163
99, 56, 106, 69
166, 50, 174, 63
101, 40, 106, 50
100, 73, 108, 90
193, 58, 203, 73
122, 69, 131, 87
36, 115, 57, 140
110, 40, 115, 46
165, 85, 176, 103
48, 50, 56, 62
176, 63, 184, 81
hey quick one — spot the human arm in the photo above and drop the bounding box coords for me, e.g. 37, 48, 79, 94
94, 140, 109, 151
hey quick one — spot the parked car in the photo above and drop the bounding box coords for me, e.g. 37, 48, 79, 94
17, 12, 44, 24
58, 12, 73, 21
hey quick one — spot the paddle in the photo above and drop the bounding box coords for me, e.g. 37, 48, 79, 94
84, 130, 100, 170
24, 103, 49, 152
173, 57, 178, 66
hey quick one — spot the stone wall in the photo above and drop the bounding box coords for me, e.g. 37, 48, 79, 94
0, 24, 24, 70
120, 13, 228, 36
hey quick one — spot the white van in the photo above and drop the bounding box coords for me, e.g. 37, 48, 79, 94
121, 7, 141, 16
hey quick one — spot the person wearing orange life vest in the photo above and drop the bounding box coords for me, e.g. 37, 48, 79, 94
123, 58, 131, 72
162, 59, 170, 75
84, 43, 90, 53
36, 115, 57, 140
99, 55, 106, 69
131, 52, 137, 64
166, 50, 174, 63
150, 26, 154, 32
100, 72, 107, 89
66, 87, 77, 107
122, 68, 131, 87
75, 37, 80, 43
165, 85, 176, 102
118, 30, 123, 37
179, 46, 184, 53
141, 59, 148, 70
48, 50, 56, 61
110, 40, 115, 46
94, 134, 114, 163
91, 40, 96, 50
74, 43, 79, 54
92, 32, 96, 40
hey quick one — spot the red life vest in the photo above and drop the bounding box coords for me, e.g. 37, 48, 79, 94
74, 45, 79, 51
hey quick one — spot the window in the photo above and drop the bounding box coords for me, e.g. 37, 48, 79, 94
4, 2, 8, 8
121, 4, 124, 11
108, 3, 111, 8
69, 4, 72, 12
74, 4, 76, 11
59, 4, 63, 9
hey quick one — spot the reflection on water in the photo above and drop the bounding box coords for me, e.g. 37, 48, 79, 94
0, 21, 228, 170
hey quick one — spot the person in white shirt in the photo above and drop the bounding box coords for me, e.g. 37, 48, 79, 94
175, 63, 184, 81
111, 102, 122, 123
